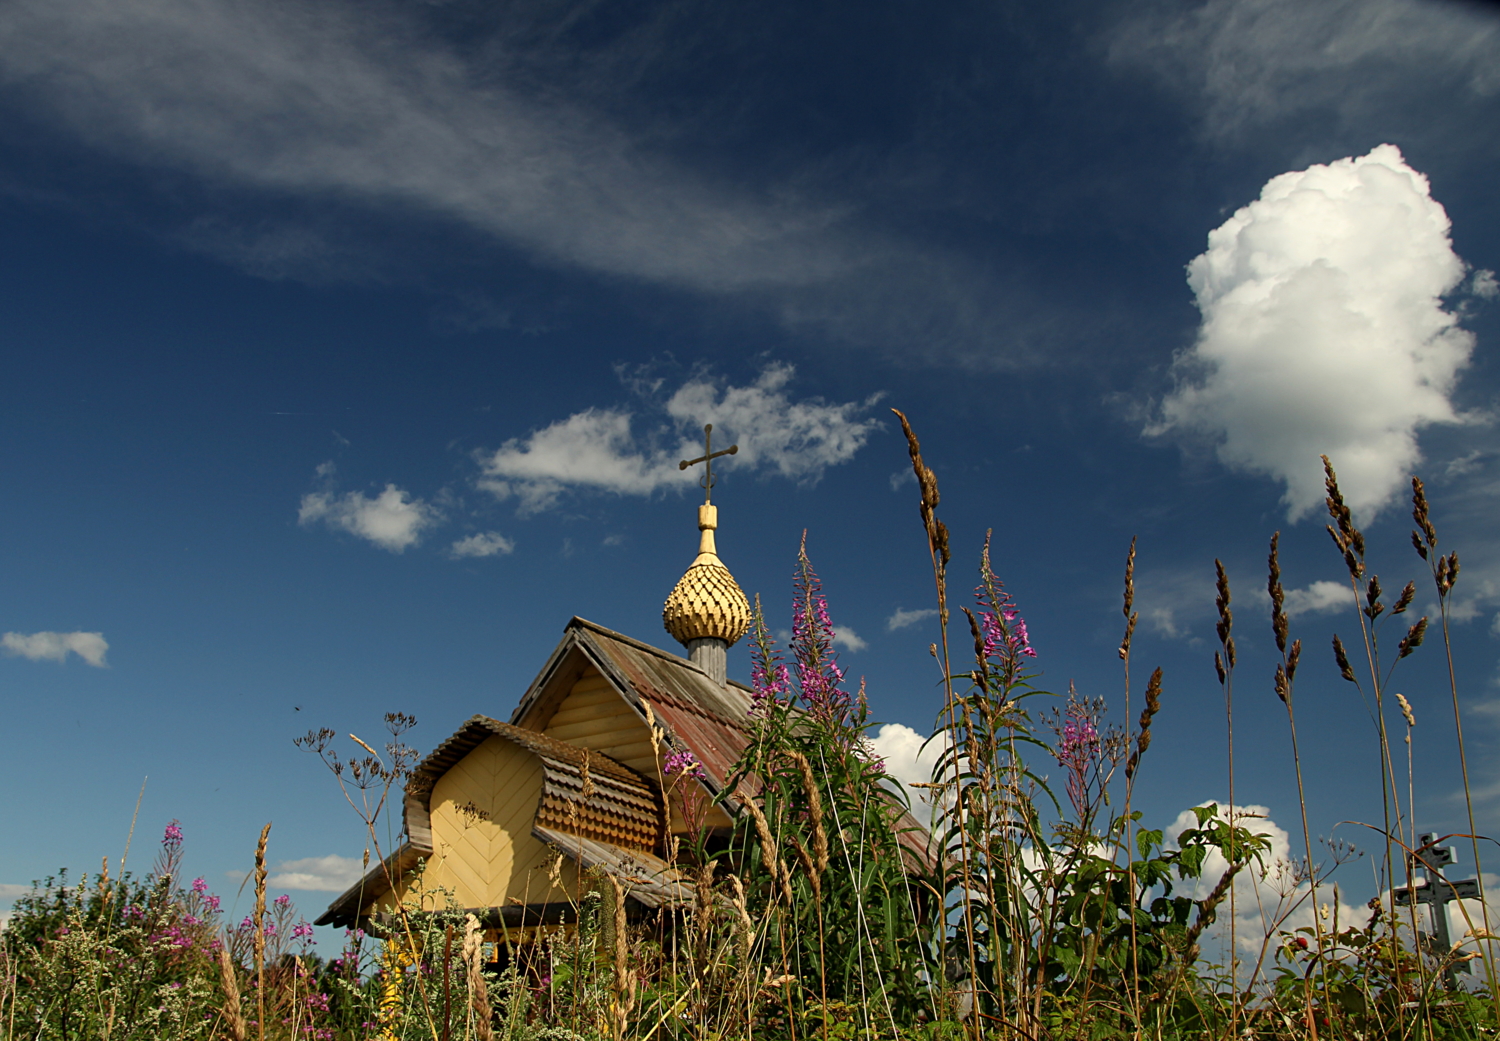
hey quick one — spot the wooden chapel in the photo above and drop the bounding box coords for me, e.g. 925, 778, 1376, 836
316, 438, 765, 937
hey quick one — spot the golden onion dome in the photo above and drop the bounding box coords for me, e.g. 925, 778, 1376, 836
663, 504, 751, 647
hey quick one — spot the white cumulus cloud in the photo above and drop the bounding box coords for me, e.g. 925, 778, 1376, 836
1165, 803, 1364, 960
478, 364, 880, 513
1153, 145, 1475, 521
450, 531, 515, 559
1283, 580, 1356, 618
299, 473, 441, 553
867, 723, 949, 824
266, 854, 367, 892
2, 631, 109, 667
832, 627, 867, 652
887, 607, 938, 632
0, 883, 33, 899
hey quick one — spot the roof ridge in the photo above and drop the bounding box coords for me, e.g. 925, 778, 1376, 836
569, 616, 753, 693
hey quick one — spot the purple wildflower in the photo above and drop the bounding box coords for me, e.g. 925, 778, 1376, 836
292, 922, 315, 941
748, 593, 790, 714
162, 820, 184, 847
663, 749, 705, 780
974, 534, 1037, 676
191, 877, 208, 894
1052, 694, 1103, 821
274, 894, 291, 909
790, 534, 850, 723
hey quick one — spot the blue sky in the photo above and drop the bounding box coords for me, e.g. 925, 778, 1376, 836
3, 0, 1500, 950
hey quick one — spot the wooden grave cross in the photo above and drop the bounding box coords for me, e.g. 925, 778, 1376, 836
1394, 833, 1483, 988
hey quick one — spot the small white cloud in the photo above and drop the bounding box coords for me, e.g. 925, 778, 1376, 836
1283, 580, 1356, 618
1152, 145, 1475, 521
0, 883, 33, 899
449, 531, 514, 558
832, 627, 867, 652
887, 607, 937, 632
299, 482, 440, 552
602, 534, 625, 547
2, 631, 109, 667
889, 469, 916, 492
265, 854, 366, 892
477, 364, 881, 513
1471, 269, 1498, 300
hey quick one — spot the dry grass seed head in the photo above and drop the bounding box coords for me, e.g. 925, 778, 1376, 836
1126, 667, 1163, 780
1120, 537, 1139, 660
1398, 617, 1429, 659
789, 751, 829, 876
217, 947, 247, 1041
1332, 635, 1358, 683
1268, 533, 1289, 654
1412, 476, 1437, 553
1365, 574, 1384, 619
1396, 693, 1416, 728
1213, 560, 1236, 667
1393, 581, 1416, 615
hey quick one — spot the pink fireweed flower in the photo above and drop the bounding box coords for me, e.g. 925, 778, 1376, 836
790, 534, 851, 725
162, 820, 184, 847
1049, 692, 1111, 822
974, 533, 1037, 677
274, 894, 291, 909
663, 749, 705, 780
191, 877, 208, 894
748, 593, 790, 714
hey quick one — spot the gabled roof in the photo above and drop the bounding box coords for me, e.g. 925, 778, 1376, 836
511, 617, 756, 799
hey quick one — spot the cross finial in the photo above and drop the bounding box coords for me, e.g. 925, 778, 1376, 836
678, 424, 738, 504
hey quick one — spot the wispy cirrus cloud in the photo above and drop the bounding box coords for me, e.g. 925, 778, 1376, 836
1110, 0, 1500, 140
478, 363, 882, 513
0, 0, 1059, 363
2, 631, 109, 667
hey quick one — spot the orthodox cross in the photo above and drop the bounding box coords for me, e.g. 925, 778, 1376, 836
1394, 833, 1482, 988
679, 424, 737, 504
